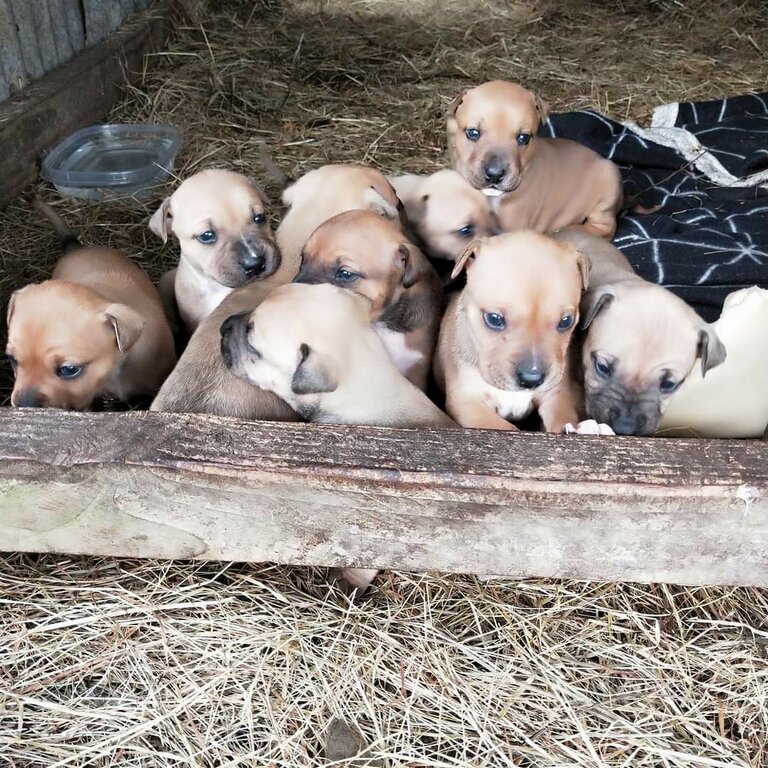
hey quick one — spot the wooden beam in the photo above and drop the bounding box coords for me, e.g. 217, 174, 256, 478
0, 1, 171, 209
0, 410, 766, 586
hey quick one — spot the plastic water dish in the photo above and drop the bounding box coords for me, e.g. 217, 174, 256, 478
41, 124, 181, 201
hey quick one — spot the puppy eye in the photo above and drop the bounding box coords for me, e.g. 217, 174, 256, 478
557, 313, 575, 332
660, 378, 680, 393
594, 357, 612, 378
196, 230, 217, 245
334, 267, 358, 283
253, 213, 267, 225
6, 354, 17, 371
57, 363, 84, 380
516, 133, 531, 146
465, 128, 481, 142
483, 312, 505, 331
457, 223, 475, 238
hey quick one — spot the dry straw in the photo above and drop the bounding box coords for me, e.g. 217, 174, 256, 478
0, 1, 767, 764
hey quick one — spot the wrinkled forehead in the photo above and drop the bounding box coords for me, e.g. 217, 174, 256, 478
172, 177, 264, 228
311, 217, 402, 261
459, 91, 537, 131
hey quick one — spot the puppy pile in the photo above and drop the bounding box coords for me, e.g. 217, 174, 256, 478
6, 80, 727, 442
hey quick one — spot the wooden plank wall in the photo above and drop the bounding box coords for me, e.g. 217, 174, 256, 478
0, 0, 154, 101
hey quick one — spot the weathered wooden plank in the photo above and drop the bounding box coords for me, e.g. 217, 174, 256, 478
0, 1, 171, 209
47, 0, 77, 68
82, 0, 110, 45
0, 0, 28, 95
61, 0, 87, 52
29, 1, 59, 74
0, 410, 765, 587
104, 0, 125, 36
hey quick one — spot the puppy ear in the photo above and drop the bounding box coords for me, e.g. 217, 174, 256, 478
396, 243, 424, 290
103, 303, 145, 353
575, 251, 591, 291
534, 93, 549, 124
291, 343, 337, 395
580, 288, 615, 329
5, 286, 32, 328
697, 325, 727, 377
446, 89, 466, 118
364, 185, 400, 221
451, 239, 481, 280
149, 197, 172, 243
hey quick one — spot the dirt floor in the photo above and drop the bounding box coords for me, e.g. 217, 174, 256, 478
1, 1, 767, 765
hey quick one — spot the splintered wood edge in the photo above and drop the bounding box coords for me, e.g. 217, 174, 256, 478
0, 0, 171, 208
0, 410, 766, 586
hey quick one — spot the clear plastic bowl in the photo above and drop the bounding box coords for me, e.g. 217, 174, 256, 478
41, 124, 181, 201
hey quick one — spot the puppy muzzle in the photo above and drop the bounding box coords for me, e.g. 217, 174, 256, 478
14, 387, 45, 408
598, 401, 659, 437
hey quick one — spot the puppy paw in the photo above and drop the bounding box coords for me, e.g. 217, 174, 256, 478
563, 419, 615, 436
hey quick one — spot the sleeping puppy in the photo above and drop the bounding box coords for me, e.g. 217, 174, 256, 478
7, 200, 176, 409
220, 282, 455, 593
390, 169, 499, 261
555, 228, 727, 436
434, 231, 589, 432
448, 80, 623, 239
149, 169, 281, 333
294, 210, 442, 391
271, 164, 404, 283
150, 281, 298, 421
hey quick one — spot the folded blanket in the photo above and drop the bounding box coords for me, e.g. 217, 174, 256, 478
542, 94, 768, 321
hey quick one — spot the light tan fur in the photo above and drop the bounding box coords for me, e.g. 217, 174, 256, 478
294, 210, 442, 391
150, 281, 298, 421
390, 170, 499, 261
274, 164, 404, 283
555, 227, 726, 436
7, 247, 176, 410
448, 80, 623, 239
434, 231, 589, 432
150, 169, 281, 333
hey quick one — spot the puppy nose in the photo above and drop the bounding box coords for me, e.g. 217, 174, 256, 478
516, 363, 547, 389
483, 162, 506, 184
608, 407, 649, 436
239, 250, 267, 276
17, 388, 44, 408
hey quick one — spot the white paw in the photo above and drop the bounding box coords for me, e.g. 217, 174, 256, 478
563, 419, 615, 436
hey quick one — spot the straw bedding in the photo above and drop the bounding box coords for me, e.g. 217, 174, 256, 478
1, 0, 767, 765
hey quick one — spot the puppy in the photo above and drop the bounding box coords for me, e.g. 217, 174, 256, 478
150, 169, 281, 333
434, 231, 589, 432
448, 80, 623, 239
294, 210, 442, 391
150, 281, 298, 421
7, 201, 176, 410
272, 164, 404, 283
555, 228, 726, 436
390, 169, 499, 261
220, 282, 454, 428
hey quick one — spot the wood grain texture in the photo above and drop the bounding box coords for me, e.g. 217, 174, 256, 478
0, 1, 171, 208
0, 410, 766, 586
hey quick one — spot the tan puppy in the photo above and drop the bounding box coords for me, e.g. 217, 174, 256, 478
294, 210, 442, 391
555, 228, 726, 436
150, 169, 281, 332
435, 231, 589, 432
390, 170, 499, 261
273, 164, 404, 283
220, 282, 455, 428
150, 281, 297, 421
7, 204, 175, 409
448, 81, 623, 239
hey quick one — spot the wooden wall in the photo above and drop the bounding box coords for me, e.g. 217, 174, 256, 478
0, 0, 154, 102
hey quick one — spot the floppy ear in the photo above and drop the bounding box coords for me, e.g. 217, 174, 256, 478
446, 90, 467, 158
575, 251, 591, 291
395, 243, 424, 290
103, 303, 145, 353
697, 325, 727, 377
451, 239, 482, 280
580, 288, 614, 329
446, 89, 466, 119
534, 93, 549, 124
364, 186, 400, 221
291, 343, 338, 395
5, 286, 32, 328
149, 197, 172, 243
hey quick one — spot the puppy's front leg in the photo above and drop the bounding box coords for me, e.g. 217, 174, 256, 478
537, 381, 582, 433
447, 394, 519, 431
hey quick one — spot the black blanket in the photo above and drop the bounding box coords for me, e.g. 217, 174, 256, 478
541, 93, 768, 321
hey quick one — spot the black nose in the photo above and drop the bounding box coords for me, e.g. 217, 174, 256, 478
483, 162, 506, 184
239, 250, 267, 276
516, 365, 547, 389
17, 388, 43, 407
608, 406, 649, 436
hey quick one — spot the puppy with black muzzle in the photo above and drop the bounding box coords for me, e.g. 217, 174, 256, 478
389, 169, 500, 261
150, 169, 281, 333
555, 228, 727, 436
294, 209, 442, 391
447, 81, 623, 239
434, 231, 589, 432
